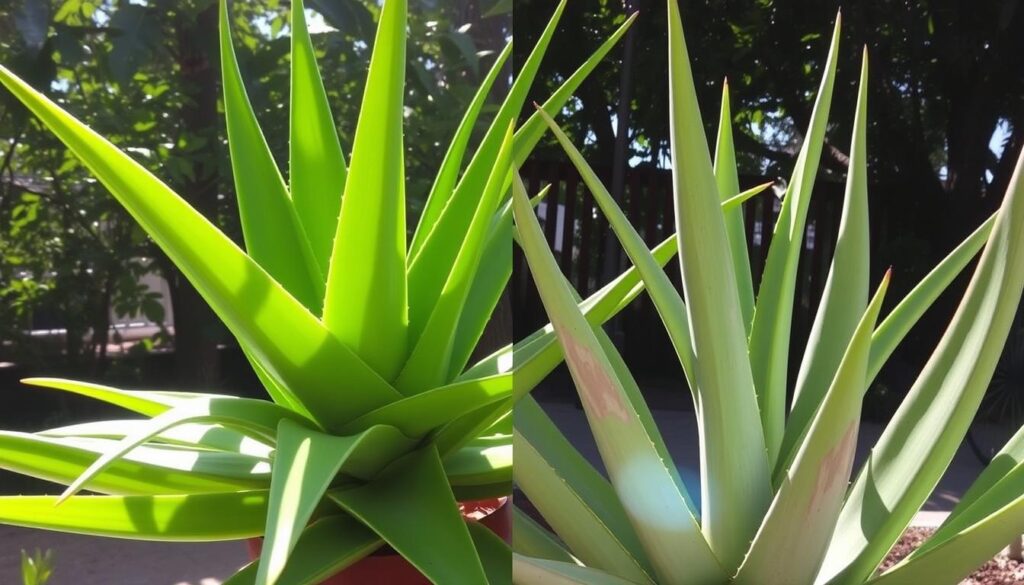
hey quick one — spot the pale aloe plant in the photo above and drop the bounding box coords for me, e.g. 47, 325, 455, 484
510, 2, 1024, 584
0, 1, 632, 584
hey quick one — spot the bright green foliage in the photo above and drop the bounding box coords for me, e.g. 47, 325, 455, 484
512, 1, 1024, 584
0, 1, 633, 583
20, 549, 54, 585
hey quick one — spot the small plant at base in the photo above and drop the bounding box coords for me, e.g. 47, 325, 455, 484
0, 1, 634, 584
20, 549, 54, 585
511, 2, 1024, 584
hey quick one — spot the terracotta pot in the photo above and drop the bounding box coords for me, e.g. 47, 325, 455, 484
246, 497, 510, 585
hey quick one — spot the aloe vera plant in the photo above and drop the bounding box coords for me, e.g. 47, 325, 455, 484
0, 1, 635, 583
511, 2, 1024, 584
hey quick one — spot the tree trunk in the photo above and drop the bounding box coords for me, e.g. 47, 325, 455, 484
165, 4, 224, 389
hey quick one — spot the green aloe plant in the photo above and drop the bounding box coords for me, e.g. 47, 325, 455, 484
0, 1, 633, 584
20, 549, 54, 585
511, 2, 1024, 584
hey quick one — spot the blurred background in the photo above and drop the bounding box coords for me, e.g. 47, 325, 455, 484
0, 0, 509, 492
512, 0, 1024, 452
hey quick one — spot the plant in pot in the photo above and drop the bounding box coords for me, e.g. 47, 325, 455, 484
0, 0, 632, 583
510, 1, 1024, 584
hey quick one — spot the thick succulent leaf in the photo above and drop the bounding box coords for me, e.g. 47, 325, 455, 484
470, 522, 513, 585
342, 374, 510, 438
867, 213, 996, 380
224, 515, 380, 585
779, 52, 871, 477
57, 397, 315, 502
721, 180, 774, 211
411, 41, 512, 256
818, 145, 1024, 585
515, 397, 655, 584
448, 199, 514, 379
666, 0, 772, 568
241, 342, 316, 417
444, 435, 512, 496
747, 14, 841, 465
513, 172, 722, 584
510, 235, 676, 401
0, 67, 402, 430
713, 79, 755, 333
536, 108, 698, 396
407, 0, 564, 346
288, 0, 347, 276
512, 506, 577, 564
322, 0, 408, 381
512, 555, 643, 585
0, 431, 268, 495
0, 491, 269, 541
256, 420, 413, 585
398, 125, 513, 393
942, 424, 1024, 528
219, 0, 322, 310
737, 271, 889, 585
866, 492, 1024, 585
20, 377, 211, 415
512, 12, 637, 166
40, 420, 274, 458
330, 446, 488, 584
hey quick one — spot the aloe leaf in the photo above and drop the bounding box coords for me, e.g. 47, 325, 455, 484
867, 213, 996, 380
515, 397, 655, 584
469, 522, 512, 585
865, 492, 1024, 585
511, 235, 677, 401
942, 424, 1024, 528
906, 443, 1024, 562
57, 397, 315, 503
406, 0, 565, 342
444, 437, 512, 498
330, 446, 488, 584
721, 181, 774, 212
513, 171, 722, 583
322, 0, 408, 381
536, 108, 698, 396
241, 343, 316, 417
0, 491, 269, 541
40, 420, 273, 458
737, 271, 889, 585
0, 67, 402, 430
398, 125, 513, 393
747, 13, 841, 465
817, 146, 1024, 585
513, 12, 637, 166
512, 554, 643, 585
21, 378, 194, 415
0, 431, 268, 495
713, 79, 756, 333
288, 0, 347, 277
512, 506, 577, 564
666, 0, 772, 568
219, 0, 322, 310
224, 515, 380, 585
342, 373, 510, 437
256, 420, 413, 585
779, 51, 871, 477
447, 200, 514, 379
410, 41, 512, 257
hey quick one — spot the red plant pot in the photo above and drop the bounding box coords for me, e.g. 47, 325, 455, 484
246, 497, 510, 585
